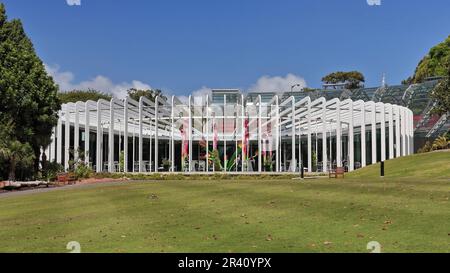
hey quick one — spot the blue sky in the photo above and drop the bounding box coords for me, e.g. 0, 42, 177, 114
2, 0, 450, 97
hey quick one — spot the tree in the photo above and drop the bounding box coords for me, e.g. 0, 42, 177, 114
430, 60, 450, 115
58, 89, 113, 104
0, 140, 35, 182
127, 88, 167, 103
408, 35, 450, 83
322, 71, 365, 90
0, 3, 60, 175
0, 118, 35, 181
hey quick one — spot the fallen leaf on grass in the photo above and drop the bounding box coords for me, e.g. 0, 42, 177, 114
148, 194, 159, 200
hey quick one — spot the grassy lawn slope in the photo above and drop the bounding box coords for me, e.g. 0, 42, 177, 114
0, 151, 449, 253
347, 150, 450, 179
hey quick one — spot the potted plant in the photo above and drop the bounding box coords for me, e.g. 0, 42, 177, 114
162, 159, 171, 172
264, 158, 272, 172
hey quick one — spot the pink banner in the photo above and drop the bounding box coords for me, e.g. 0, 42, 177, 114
213, 118, 218, 151
243, 117, 249, 160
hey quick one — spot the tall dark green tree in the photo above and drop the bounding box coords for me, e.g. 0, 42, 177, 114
430, 60, 450, 115
0, 3, 60, 177
408, 35, 450, 83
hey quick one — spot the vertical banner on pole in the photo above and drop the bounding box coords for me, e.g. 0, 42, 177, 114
180, 117, 188, 172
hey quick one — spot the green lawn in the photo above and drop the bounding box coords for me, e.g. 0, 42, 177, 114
0, 151, 449, 253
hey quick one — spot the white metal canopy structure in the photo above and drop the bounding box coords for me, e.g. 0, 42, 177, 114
47, 94, 414, 174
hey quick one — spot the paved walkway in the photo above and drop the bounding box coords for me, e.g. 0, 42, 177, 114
0, 180, 128, 199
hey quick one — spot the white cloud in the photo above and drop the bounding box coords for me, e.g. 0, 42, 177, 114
177, 86, 212, 104
45, 64, 152, 99
45, 64, 307, 102
66, 0, 81, 6
183, 73, 307, 102
248, 73, 307, 93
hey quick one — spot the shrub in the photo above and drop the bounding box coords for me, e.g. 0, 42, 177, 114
74, 162, 93, 180
432, 135, 450, 150
418, 141, 432, 153
42, 162, 64, 181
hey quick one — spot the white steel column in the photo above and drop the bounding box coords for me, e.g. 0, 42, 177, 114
406, 109, 414, 155
132, 124, 136, 173
50, 127, 56, 162
149, 128, 152, 173
224, 95, 227, 173
336, 100, 342, 168
123, 98, 129, 172
155, 97, 159, 172
96, 101, 102, 172
307, 100, 312, 173
380, 103, 386, 162
322, 100, 328, 172
108, 99, 115, 173
64, 108, 71, 171
406, 110, 410, 155
348, 101, 354, 171
410, 110, 414, 155
85, 102, 90, 165
361, 102, 366, 168
395, 106, 401, 158
258, 95, 262, 173
206, 95, 210, 173
275, 96, 280, 172
56, 113, 62, 164
189, 96, 192, 172
401, 108, 406, 156
388, 104, 394, 160
241, 95, 245, 172
171, 96, 175, 172
408, 110, 413, 155
74, 102, 80, 161
291, 97, 296, 172
371, 103, 377, 164
139, 98, 144, 173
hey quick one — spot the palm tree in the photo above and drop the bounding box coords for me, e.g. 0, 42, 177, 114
0, 140, 35, 182
432, 136, 450, 151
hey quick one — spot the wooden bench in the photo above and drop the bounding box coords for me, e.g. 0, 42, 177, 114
57, 173, 78, 185
57, 173, 68, 184
329, 167, 345, 179
68, 173, 77, 185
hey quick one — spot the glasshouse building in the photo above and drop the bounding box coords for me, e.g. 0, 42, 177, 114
46, 89, 415, 174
